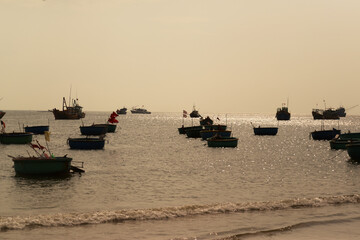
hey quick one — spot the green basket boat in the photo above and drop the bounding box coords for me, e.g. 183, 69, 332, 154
0, 132, 33, 144
12, 156, 73, 175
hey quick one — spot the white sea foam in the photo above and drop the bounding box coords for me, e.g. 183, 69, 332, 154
1, 194, 360, 231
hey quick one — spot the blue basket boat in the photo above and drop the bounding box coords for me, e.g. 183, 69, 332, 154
24, 125, 49, 135
0, 132, 33, 144
253, 127, 278, 136
80, 125, 108, 136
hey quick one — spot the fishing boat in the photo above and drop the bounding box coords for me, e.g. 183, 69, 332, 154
312, 108, 339, 120
310, 128, 341, 140
131, 107, 151, 114
178, 126, 193, 134
0, 132, 33, 144
207, 135, 238, 148
24, 125, 49, 135
0, 110, 5, 119
68, 137, 105, 150
80, 125, 108, 136
346, 143, 360, 162
200, 130, 231, 140
52, 97, 85, 120
276, 102, 291, 121
116, 107, 127, 115
204, 124, 227, 131
253, 127, 278, 136
190, 105, 201, 118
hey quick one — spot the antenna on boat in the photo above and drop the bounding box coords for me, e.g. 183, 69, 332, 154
69, 85, 72, 107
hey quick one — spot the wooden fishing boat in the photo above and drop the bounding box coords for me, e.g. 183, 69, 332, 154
200, 116, 213, 126
0, 132, 33, 144
53, 97, 85, 120
80, 125, 108, 135
346, 143, 360, 161
11, 156, 73, 175
24, 125, 49, 135
276, 101, 290, 120
200, 130, 231, 140
207, 136, 238, 148
253, 127, 278, 136
312, 108, 339, 120
68, 137, 105, 150
311, 128, 341, 140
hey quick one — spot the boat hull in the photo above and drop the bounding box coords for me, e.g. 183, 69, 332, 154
254, 127, 278, 136
24, 125, 49, 135
93, 124, 116, 133
12, 157, 72, 175
0, 132, 33, 144
207, 137, 238, 148
0, 111, 5, 119
311, 129, 341, 140
185, 126, 203, 138
80, 126, 108, 135
276, 112, 291, 120
53, 109, 85, 120
346, 143, 360, 161
68, 138, 105, 150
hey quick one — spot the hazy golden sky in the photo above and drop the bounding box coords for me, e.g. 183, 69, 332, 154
1, 0, 360, 115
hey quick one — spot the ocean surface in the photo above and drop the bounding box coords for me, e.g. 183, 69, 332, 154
1, 110, 360, 240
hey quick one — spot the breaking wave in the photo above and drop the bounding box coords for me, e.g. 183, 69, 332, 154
1, 194, 360, 232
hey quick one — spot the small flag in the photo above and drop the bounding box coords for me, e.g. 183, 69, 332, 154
108, 117, 119, 124
44, 131, 51, 142
1, 120, 5, 128
183, 110, 187, 118
111, 111, 119, 118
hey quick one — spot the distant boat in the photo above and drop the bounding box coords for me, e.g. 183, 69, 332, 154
0, 110, 5, 119
116, 107, 127, 115
0, 132, 33, 144
207, 136, 238, 148
24, 125, 49, 135
311, 128, 341, 140
68, 137, 105, 150
312, 108, 340, 120
276, 102, 290, 121
131, 106, 151, 114
53, 97, 85, 120
190, 105, 201, 118
253, 127, 278, 136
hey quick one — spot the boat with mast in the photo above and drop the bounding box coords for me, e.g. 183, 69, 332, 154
276, 99, 290, 120
190, 105, 201, 118
52, 90, 85, 120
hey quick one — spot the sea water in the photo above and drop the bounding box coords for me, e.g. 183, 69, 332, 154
1, 110, 360, 240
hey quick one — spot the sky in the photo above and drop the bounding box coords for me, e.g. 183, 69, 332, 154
1, 0, 360, 115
